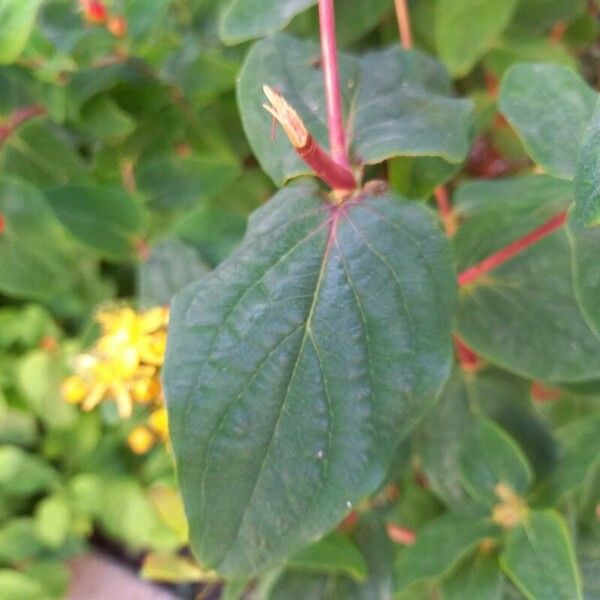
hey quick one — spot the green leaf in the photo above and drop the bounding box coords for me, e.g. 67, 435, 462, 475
500, 510, 582, 600
459, 419, 533, 507
567, 212, 600, 336
0, 518, 45, 563
511, 0, 586, 33
573, 97, 600, 227
0, 177, 76, 300
34, 495, 71, 549
78, 95, 136, 139
0, 570, 45, 600
138, 239, 210, 309
535, 414, 600, 503
164, 183, 456, 576
452, 175, 573, 271
219, 0, 315, 44
44, 185, 145, 261
454, 177, 600, 383
0, 446, 57, 497
441, 553, 504, 600
135, 152, 241, 212
499, 64, 598, 179
0, 0, 43, 64
394, 512, 499, 591
238, 34, 473, 186
289, 532, 367, 581
435, 0, 519, 77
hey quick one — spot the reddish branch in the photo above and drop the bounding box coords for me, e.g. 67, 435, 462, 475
0, 105, 46, 148
263, 85, 356, 191
394, 0, 413, 50
458, 212, 567, 286
317, 0, 349, 168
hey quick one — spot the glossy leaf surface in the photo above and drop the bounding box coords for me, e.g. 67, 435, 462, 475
238, 34, 473, 186
499, 64, 598, 179
164, 184, 456, 576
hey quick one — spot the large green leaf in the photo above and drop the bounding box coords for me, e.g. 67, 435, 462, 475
0, 177, 75, 300
452, 175, 573, 271
394, 511, 499, 592
435, 0, 519, 77
164, 183, 456, 576
499, 64, 598, 179
44, 185, 145, 261
454, 177, 600, 382
500, 510, 582, 600
238, 34, 473, 186
511, 0, 586, 33
219, 0, 315, 45
459, 419, 533, 507
573, 97, 600, 227
0, 0, 43, 64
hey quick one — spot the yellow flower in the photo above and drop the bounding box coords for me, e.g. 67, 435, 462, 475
62, 305, 170, 423
128, 425, 156, 455
148, 407, 169, 441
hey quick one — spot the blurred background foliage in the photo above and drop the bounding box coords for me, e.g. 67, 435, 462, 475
0, 0, 599, 599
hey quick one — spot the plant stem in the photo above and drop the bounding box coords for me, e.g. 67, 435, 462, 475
0, 105, 46, 147
458, 211, 567, 286
318, 0, 349, 168
394, 0, 413, 50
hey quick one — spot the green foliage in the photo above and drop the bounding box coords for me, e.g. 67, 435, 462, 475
1, 1, 599, 598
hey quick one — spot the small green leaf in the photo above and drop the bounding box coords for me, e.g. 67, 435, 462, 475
499, 64, 598, 179
219, 0, 315, 44
45, 185, 145, 261
0, 570, 45, 600
459, 419, 533, 506
78, 95, 136, 139
0, 518, 45, 563
394, 512, 499, 591
289, 532, 367, 581
0, 446, 57, 497
441, 553, 504, 600
0, 0, 43, 64
435, 0, 519, 77
138, 239, 210, 309
164, 184, 456, 577
238, 34, 472, 186
573, 97, 600, 227
500, 510, 582, 600
34, 495, 71, 549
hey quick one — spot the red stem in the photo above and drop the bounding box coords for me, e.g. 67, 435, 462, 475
0, 105, 46, 147
318, 0, 349, 169
394, 0, 413, 50
458, 211, 567, 286
298, 136, 356, 190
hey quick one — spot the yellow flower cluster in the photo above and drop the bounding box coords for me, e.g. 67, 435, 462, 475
61, 306, 170, 454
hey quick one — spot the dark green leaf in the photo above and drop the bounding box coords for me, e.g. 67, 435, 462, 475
573, 97, 600, 226
219, 0, 315, 45
238, 34, 473, 186
499, 64, 598, 179
289, 532, 367, 581
45, 185, 145, 261
0, 0, 43, 64
511, 0, 586, 33
435, 0, 520, 77
164, 184, 456, 576
459, 419, 533, 506
394, 512, 499, 591
500, 510, 582, 600
441, 553, 504, 600
138, 239, 210, 309
0, 178, 75, 300
0, 446, 58, 497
